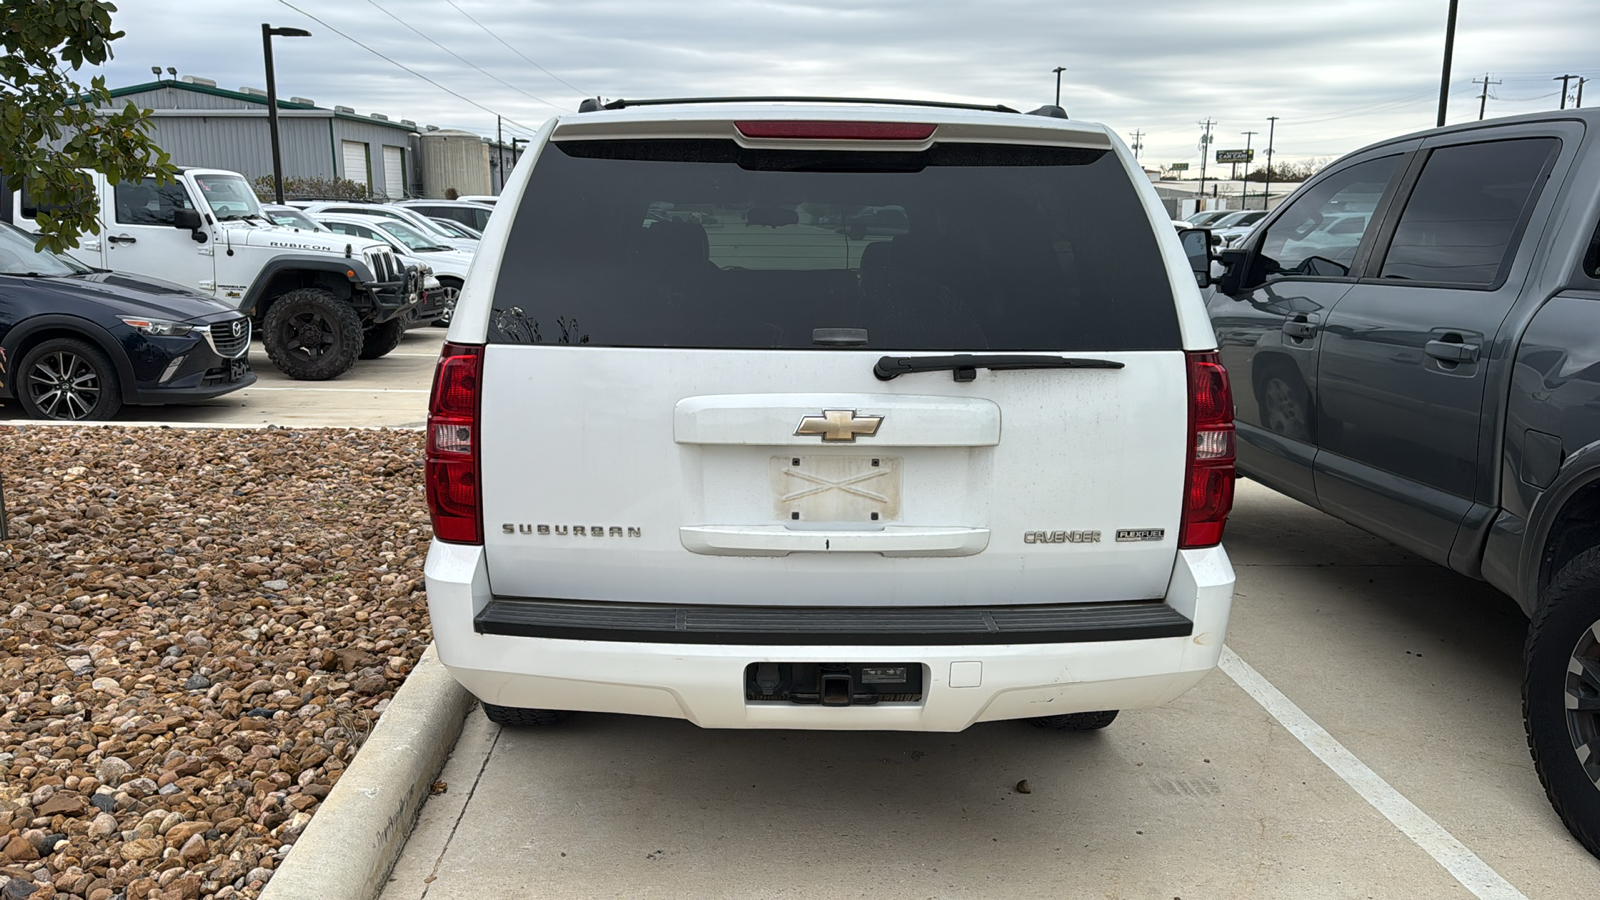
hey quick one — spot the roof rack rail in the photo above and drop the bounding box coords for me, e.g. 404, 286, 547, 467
577, 96, 1019, 114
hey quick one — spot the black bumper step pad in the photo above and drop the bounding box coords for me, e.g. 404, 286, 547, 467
473, 597, 1193, 645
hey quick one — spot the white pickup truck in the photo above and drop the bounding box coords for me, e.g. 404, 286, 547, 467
4, 167, 423, 379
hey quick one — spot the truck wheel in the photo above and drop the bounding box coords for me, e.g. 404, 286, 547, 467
1257, 364, 1312, 442
481, 702, 569, 727
432, 278, 462, 327
16, 338, 122, 421
1030, 710, 1118, 731
261, 288, 362, 381
1525, 546, 1600, 858
359, 318, 406, 360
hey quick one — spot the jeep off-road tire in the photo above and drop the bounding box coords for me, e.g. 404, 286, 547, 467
481, 703, 569, 727
261, 288, 363, 381
1524, 546, 1600, 858
359, 318, 406, 360
16, 338, 122, 421
1030, 710, 1119, 731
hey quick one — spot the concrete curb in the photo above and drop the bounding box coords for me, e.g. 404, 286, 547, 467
261, 643, 471, 900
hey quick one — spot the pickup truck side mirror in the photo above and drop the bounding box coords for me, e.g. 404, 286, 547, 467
1216, 247, 1250, 296
171, 208, 206, 242
1177, 228, 1213, 288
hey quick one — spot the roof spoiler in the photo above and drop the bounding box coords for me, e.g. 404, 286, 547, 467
577, 96, 1020, 114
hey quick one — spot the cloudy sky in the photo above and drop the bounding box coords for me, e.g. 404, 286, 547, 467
92, 0, 1597, 170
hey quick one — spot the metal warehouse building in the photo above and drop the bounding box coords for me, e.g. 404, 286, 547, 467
97, 76, 434, 198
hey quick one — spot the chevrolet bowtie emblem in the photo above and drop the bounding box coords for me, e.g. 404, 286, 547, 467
795, 409, 884, 443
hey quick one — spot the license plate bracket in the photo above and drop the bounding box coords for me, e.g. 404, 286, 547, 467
770, 455, 902, 523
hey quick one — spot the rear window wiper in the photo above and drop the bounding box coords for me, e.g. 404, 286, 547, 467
874, 354, 1125, 382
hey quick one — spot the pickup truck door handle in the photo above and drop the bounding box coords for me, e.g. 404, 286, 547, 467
1281, 317, 1317, 339
107, 234, 137, 245
1425, 338, 1480, 363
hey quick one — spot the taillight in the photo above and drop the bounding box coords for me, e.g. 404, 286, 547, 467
735, 121, 937, 141
1181, 351, 1235, 548
426, 342, 484, 544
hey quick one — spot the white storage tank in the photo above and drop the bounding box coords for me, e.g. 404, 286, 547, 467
420, 129, 491, 198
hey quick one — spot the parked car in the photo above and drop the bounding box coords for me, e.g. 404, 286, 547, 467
422, 98, 1235, 738
1184, 210, 1235, 227
0, 222, 254, 420
428, 217, 482, 240
457, 195, 497, 206
394, 198, 494, 233
294, 201, 476, 251
312, 213, 461, 327
5, 167, 419, 380
260, 204, 330, 232
1208, 209, 1269, 247
1203, 108, 1600, 858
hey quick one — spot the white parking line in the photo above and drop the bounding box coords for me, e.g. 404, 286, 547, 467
1220, 647, 1527, 900
243, 387, 429, 393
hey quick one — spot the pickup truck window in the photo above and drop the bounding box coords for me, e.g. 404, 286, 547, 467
113, 178, 197, 227
1379, 137, 1557, 286
1253, 155, 1399, 285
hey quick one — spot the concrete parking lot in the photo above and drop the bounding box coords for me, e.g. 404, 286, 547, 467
380, 482, 1600, 900
6, 337, 1597, 896
0, 329, 444, 428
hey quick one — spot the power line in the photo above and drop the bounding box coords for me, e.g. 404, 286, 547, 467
440, 0, 590, 97
364, 0, 570, 112
274, 0, 542, 131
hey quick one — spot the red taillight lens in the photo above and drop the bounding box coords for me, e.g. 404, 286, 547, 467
1181, 351, 1235, 548
734, 120, 937, 141
426, 342, 484, 544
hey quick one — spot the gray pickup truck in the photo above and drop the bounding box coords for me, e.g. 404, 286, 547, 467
1202, 108, 1600, 858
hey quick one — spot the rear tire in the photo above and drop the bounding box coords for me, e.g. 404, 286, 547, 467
1524, 546, 1600, 859
359, 318, 406, 360
432, 278, 461, 327
1030, 710, 1118, 731
16, 338, 122, 421
482, 703, 569, 727
261, 288, 362, 381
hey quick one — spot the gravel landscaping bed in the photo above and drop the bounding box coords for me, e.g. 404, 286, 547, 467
0, 426, 432, 900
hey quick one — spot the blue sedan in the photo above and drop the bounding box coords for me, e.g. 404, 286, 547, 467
0, 224, 255, 420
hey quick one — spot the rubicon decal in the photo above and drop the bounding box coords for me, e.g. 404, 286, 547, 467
503, 524, 642, 538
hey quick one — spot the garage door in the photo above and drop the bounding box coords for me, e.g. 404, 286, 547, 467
383, 146, 405, 199
342, 141, 369, 189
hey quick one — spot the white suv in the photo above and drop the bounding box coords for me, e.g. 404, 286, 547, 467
424, 99, 1237, 732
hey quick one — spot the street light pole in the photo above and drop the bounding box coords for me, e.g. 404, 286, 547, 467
1437, 0, 1459, 127
1241, 130, 1257, 208
1052, 66, 1065, 107
1263, 116, 1278, 211
262, 23, 311, 205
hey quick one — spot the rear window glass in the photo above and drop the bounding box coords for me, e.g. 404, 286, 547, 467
488, 139, 1180, 350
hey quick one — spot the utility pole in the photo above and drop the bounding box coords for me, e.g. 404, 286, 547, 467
1128, 129, 1144, 164
1438, 0, 1458, 127
496, 115, 505, 193
1052, 66, 1065, 107
1474, 74, 1500, 120
1577, 77, 1587, 108
1555, 74, 1577, 109
1263, 116, 1278, 212
1197, 119, 1215, 210
1241, 130, 1258, 208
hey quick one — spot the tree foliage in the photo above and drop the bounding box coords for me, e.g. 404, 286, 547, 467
1, 0, 177, 252
1244, 158, 1331, 183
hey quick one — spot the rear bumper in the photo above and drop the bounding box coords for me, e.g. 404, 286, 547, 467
424, 543, 1234, 731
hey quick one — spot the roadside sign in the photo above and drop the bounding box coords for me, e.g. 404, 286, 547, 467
1215, 149, 1254, 164
1169, 162, 1190, 171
